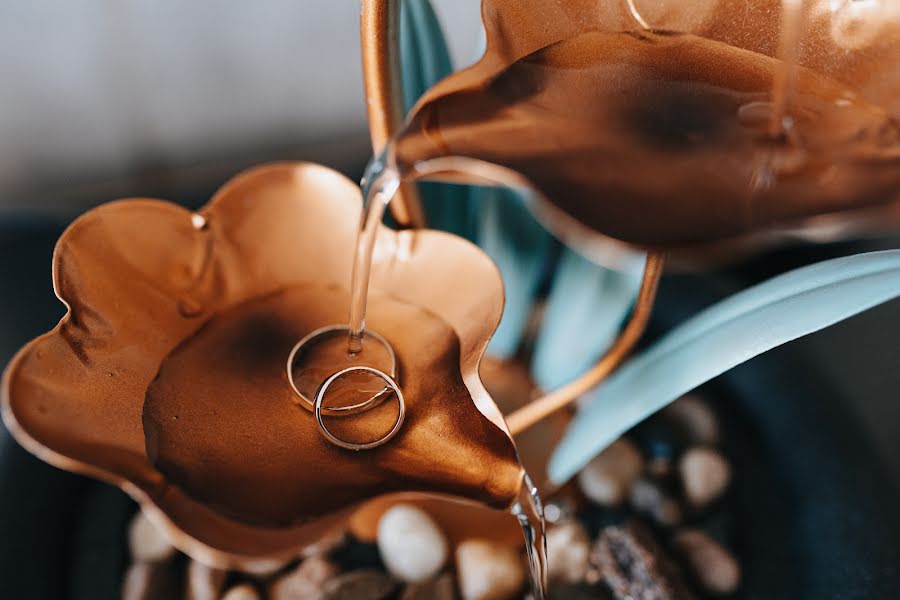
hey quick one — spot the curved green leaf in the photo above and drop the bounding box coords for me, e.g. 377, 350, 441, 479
479, 188, 555, 358
549, 250, 900, 484
399, 0, 476, 240
531, 249, 643, 389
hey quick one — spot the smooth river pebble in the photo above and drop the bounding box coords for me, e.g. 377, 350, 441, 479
221, 584, 261, 600
377, 504, 448, 583
127, 511, 176, 563
664, 395, 720, 445
456, 539, 525, 600
679, 447, 731, 508
185, 559, 226, 600
270, 555, 340, 600
545, 521, 591, 583
577, 438, 644, 506
673, 528, 741, 595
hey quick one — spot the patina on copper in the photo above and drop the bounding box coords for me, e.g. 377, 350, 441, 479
1, 162, 522, 567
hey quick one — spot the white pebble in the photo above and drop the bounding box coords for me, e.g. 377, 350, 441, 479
665, 395, 719, 445
185, 559, 226, 600
679, 447, 731, 508
240, 557, 289, 577
185, 560, 225, 600
456, 539, 525, 600
545, 521, 590, 583
121, 562, 176, 600
127, 511, 175, 563
269, 555, 339, 600
577, 438, 644, 506
377, 504, 448, 583
222, 584, 261, 600
674, 529, 741, 595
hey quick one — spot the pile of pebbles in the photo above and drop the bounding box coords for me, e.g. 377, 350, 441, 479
124, 394, 740, 600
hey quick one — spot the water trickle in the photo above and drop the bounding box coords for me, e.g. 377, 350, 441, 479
769, 0, 805, 139
346, 152, 401, 354
510, 472, 548, 600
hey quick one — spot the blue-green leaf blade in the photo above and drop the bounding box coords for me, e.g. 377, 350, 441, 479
531, 249, 643, 390
480, 188, 555, 358
399, 0, 478, 240
549, 250, 900, 484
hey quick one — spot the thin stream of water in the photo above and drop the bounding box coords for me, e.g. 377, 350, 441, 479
769, 0, 804, 138
510, 473, 549, 600
346, 154, 400, 354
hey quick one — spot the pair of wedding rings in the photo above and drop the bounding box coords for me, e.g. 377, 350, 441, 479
286, 325, 405, 451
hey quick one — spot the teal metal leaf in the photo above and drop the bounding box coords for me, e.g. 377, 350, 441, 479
531, 249, 644, 390
399, 0, 452, 111
549, 250, 900, 484
399, 0, 476, 240
478, 189, 555, 358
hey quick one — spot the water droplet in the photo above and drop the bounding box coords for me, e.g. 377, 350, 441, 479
177, 219, 217, 318
191, 213, 208, 231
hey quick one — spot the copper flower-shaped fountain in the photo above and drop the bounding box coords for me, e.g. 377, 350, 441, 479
1, 163, 524, 567
4, 0, 900, 584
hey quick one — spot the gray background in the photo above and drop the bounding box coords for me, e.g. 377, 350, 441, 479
0, 1, 481, 215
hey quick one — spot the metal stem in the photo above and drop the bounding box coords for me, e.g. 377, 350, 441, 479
360, 0, 425, 227
506, 252, 666, 436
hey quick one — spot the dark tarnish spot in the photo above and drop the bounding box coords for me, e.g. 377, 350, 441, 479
627, 82, 736, 150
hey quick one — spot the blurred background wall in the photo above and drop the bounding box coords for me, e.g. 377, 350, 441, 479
0, 1, 481, 217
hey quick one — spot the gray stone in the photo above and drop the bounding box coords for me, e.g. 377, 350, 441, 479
321, 570, 398, 600
548, 582, 613, 600
185, 559, 226, 600
577, 438, 644, 507
377, 504, 448, 583
270, 556, 340, 600
591, 524, 696, 600
221, 584, 262, 600
401, 573, 458, 600
679, 448, 731, 509
629, 478, 683, 527
127, 511, 175, 563
673, 529, 741, 595
664, 395, 719, 445
545, 521, 591, 583
456, 539, 526, 600
240, 557, 290, 578
121, 562, 179, 600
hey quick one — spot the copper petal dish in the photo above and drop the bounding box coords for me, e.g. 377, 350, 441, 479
1, 162, 523, 568
395, 0, 900, 249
